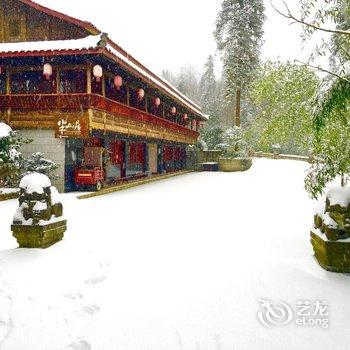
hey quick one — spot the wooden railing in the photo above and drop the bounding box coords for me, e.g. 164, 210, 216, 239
0, 93, 199, 139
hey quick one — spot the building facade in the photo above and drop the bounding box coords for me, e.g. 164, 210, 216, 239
0, 0, 207, 192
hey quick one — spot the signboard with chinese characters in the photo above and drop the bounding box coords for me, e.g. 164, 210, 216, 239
54, 115, 89, 139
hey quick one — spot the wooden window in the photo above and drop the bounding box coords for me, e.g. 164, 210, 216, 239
8, 19, 20, 39
6, 15, 26, 42
60, 70, 86, 94
11, 71, 56, 94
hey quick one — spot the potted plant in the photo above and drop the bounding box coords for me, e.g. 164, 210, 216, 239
215, 127, 252, 172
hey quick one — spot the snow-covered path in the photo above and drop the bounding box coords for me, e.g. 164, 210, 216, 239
0, 159, 349, 350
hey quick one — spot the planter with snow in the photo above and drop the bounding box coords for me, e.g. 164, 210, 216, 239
218, 158, 252, 172
311, 187, 350, 272
11, 173, 67, 248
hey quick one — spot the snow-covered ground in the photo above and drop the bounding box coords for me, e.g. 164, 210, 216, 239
0, 158, 349, 350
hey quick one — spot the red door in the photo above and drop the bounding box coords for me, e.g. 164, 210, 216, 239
112, 140, 126, 178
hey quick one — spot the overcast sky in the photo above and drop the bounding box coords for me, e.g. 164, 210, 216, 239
34, 0, 317, 76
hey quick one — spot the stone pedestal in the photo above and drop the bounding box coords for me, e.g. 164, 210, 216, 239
218, 158, 252, 172
12, 220, 67, 249
310, 230, 350, 273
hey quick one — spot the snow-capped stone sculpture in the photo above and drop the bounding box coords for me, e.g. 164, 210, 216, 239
11, 173, 67, 248
311, 187, 350, 272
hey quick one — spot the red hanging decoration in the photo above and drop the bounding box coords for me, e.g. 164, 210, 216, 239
93, 65, 103, 82
138, 88, 145, 100
43, 63, 53, 80
154, 97, 161, 107
114, 75, 123, 90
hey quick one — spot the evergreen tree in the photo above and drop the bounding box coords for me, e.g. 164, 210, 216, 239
214, 0, 266, 104
161, 69, 178, 87
200, 55, 217, 113
199, 56, 224, 149
176, 65, 201, 103
22, 152, 60, 180
0, 123, 29, 187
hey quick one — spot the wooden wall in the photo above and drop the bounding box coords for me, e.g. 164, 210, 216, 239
0, 0, 90, 43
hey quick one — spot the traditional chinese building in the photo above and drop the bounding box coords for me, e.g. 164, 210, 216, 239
0, 0, 208, 192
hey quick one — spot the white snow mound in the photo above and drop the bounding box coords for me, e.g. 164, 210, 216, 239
19, 173, 52, 194
0, 123, 12, 139
327, 187, 350, 207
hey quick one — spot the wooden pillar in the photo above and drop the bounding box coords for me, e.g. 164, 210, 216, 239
235, 88, 241, 127
5, 66, 10, 95
126, 84, 130, 106
86, 64, 92, 94
145, 96, 148, 113
5, 67, 11, 124
101, 74, 106, 97
56, 66, 61, 94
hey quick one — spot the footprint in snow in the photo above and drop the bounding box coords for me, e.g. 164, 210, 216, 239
84, 276, 106, 286
99, 261, 110, 268
0, 293, 12, 345
64, 292, 84, 300
67, 340, 92, 350
82, 304, 100, 316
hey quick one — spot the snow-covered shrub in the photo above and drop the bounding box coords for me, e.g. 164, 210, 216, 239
216, 127, 249, 158
22, 152, 60, 180
0, 122, 30, 187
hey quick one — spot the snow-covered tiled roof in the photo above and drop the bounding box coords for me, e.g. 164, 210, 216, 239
0, 33, 208, 120
0, 35, 99, 54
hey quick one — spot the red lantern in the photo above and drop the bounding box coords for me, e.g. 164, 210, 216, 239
154, 97, 161, 107
93, 65, 103, 82
138, 88, 145, 100
114, 75, 123, 90
171, 106, 177, 115
43, 63, 53, 80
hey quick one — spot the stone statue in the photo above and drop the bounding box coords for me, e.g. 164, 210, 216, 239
311, 187, 350, 273
314, 195, 350, 241
12, 173, 67, 248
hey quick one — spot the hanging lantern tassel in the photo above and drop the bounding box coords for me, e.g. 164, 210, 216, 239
114, 75, 123, 90
43, 63, 53, 80
138, 88, 145, 100
93, 65, 103, 82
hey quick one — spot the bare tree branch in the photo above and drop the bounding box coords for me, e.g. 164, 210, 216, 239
270, 0, 350, 36
295, 59, 350, 83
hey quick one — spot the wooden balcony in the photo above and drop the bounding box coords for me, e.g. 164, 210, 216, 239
0, 93, 199, 143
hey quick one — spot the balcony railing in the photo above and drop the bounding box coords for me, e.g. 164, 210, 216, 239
0, 93, 199, 139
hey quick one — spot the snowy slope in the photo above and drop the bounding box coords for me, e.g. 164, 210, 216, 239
0, 159, 349, 350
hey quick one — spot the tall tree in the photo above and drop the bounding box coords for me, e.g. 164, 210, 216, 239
176, 64, 201, 103
214, 0, 266, 124
274, 0, 350, 197
200, 55, 217, 113
200, 56, 224, 148
246, 61, 318, 155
